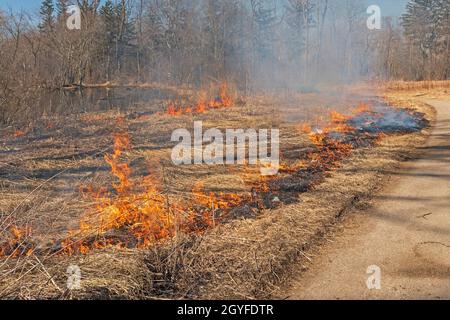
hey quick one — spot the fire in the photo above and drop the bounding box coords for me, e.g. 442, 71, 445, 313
298, 123, 312, 134
59, 117, 246, 255
58, 121, 178, 254
61, 104, 385, 256
296, 107, 378, 174
196, 92, 207, 113
330, 111, 349, 123
104, 132, 132, 194
184, 182, 245, 233
5, 128, 29, 139
14, 130, 26, 138
326, 111, 354, 134
353, 102, 372, 114
299, 110, 355, 137
167, 103, 184, 116
166, 84, 234, 116
219, 84, 233, 108
2, 101, 387, 259
0, 226, 34, 258
237, 161, 274, 193
192, 181, 243, 211
307, 139, 353, 172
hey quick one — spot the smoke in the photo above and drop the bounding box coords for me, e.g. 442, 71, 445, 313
244, 0, 379, 91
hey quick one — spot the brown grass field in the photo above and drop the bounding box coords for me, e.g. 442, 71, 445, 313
0, 82, 447, 299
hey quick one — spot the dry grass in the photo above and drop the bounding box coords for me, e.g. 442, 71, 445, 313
170, 96, 436, 299
0, 87, 439, 299
0, 94, 309, 298
384, 80, 450, 91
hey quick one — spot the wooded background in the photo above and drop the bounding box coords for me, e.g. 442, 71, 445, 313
0, 0, 449, 123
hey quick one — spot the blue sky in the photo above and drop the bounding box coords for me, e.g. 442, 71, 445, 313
1, 0, 41, 13
1, 0, 410, 16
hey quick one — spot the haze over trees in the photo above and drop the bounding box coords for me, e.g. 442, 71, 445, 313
401, 0, 449, 79
0, 0, 449, 123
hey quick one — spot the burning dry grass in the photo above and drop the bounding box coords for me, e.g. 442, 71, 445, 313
165, 83, 235, 116
191, 100, 434, 299
0, 92, 286, 298
0, 87, 436, 299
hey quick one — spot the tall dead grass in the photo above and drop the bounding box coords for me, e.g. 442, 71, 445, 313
0, 92, 436, 300
384, 80, 450, 91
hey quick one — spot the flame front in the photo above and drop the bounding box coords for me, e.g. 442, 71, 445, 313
60, 119, 246, 255
0, 102, 388, 258
166, 84, 234, 116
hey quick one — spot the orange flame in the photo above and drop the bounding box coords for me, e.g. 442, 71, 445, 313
298, 109, 361, 173
59, 117, 246, 255
0, 226, 34, 258
104, 132, 132, 194
4, 102, 382, 259
166, 84, 234, 116
353, 102, 372, 114
14, 130, 26, 138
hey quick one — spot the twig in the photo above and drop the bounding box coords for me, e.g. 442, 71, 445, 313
33, 254, 63, 293
416, 212, 432, 220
